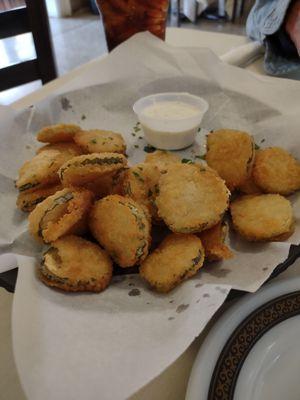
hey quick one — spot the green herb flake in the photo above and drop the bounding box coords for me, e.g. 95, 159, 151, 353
144, 145, 156, 153
138, 136, 143, 139
90, 138, 97, 144
131, 133, 136, 137
260, 138, 265, 143
181, 158, 194, 164
81, 114, 86, 120
255, 144, 260, 150
134, 144, 139, 149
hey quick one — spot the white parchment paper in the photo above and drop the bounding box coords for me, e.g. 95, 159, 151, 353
1, 34, 300, 400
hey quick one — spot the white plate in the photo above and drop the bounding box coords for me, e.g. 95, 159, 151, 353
186, 274, 300, 400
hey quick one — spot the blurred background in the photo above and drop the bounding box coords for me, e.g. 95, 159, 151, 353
0, 0, 255, 104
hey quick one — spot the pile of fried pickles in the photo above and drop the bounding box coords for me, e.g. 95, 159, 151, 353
15, 125, 300, 293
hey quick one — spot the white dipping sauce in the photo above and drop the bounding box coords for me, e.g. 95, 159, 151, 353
133, 94, 208, 150
141, 101, 200, 120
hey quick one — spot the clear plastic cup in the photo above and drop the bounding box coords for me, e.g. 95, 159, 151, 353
96, 0, 169, 51
133, 92, 209, 150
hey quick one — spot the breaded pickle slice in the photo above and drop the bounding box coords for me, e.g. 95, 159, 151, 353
156, 163, 230, 233
36, 142, 82, 156
16, 183, 62, 212
28, 187, 94, 243
123, 163, 161, 221
37, 124, 81, 143
206, 129, 254, 191
198, 222, 233, 261
140, 233, 205, 293
74, 129, 126, 154
89, 195, 151, 268
39, 235, 112, 292
252, 147, 300, 195
16, 147, 79, 193
238, 175, 262, 195
144, 150, 181, 172
83, 168, 126, 199
58, 152, 127, 187
230, 194, 294, 242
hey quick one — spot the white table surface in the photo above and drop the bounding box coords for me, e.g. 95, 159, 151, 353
1, 27, 299, 400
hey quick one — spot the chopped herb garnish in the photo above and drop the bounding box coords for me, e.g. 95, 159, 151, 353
195, 155, 206, 160
138, 136, 143, 139
134, 144, 139, 148
198, 128, 201, 132
134, 127, 141, 132
90, 138, 97, 144
255, 144, 260, 150
144, 145, 156, 153
131, 133, 136, 137
181, 158, 194, 164
81, 114, 86, 120
260, 138, 265, 143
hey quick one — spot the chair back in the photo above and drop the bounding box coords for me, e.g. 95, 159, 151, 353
0, 0, 57, 92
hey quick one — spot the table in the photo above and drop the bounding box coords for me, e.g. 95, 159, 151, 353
1, 28, 299, 400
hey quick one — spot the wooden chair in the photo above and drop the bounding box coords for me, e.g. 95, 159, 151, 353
0, 0, 57, 92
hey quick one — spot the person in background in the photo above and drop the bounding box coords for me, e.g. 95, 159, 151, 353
247, 0, 300, 75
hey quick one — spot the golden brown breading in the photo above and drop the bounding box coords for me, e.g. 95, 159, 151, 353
37, 124, 81, 143
83, 169, 126, 199
198, 222, 233, 261
16, 184, 62, 212
74, 129, 126, 154
123, 163, 161, 221
205, 129, 255, 191
28, 187, 94, 243
89, 195, 151, 268
58, 152, 127, 187
38, 235, 112, 292
252, 147, 300, 195
238, 175, 262, 195
140, 233, 205, 293
144, 150, 181, 172
16, 147, 79, 193
156, 163, 230, 233
36, 142, 82, 156
230, 194, 294, 242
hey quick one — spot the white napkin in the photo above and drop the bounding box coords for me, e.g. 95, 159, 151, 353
220, 41, 264, 67
0, 254, 17, 273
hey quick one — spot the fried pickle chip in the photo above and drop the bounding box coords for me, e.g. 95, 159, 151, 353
198, 222, 233, 261
16, 183, 62, 212
123, 163, 161, 221
39, 235, 112, 292
83, 168, 126, 198
89, 195, 151, 268
37, 124, 81, 143
58, 152, 127, 187
144, 150, 181, 172
252, 147, 300, 195
156, 163, 230, 233
36, 142, 82, 156
230, 194, 294, 242
238, 175, 262, 195
206, 129, 255, 191
140, 233, 205, 293
74, 129, 126, 154
28, 187, 94, 243
16, 147, 79, 193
